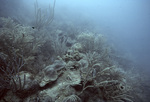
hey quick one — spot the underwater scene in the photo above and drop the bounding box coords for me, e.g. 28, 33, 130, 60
0, 0, 150, 102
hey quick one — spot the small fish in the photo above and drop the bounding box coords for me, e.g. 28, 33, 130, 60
32, 27, 35, 29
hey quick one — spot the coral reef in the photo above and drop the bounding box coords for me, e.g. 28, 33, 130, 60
0, 17, 144, 102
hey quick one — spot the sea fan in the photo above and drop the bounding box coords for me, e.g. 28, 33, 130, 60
63, 94, 82, 102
